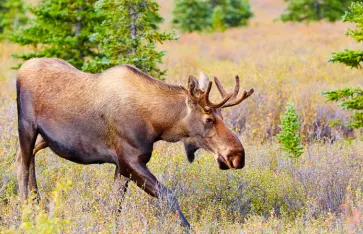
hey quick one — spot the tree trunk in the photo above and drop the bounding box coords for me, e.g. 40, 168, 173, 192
75, 5, 84, 59
313, 0, 321, 20
130, 5, 137, 54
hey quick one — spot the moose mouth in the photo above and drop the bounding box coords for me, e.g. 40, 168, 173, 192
217, 154, 231, 170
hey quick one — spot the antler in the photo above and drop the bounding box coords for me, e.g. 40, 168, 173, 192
214, 75, 254, 108
184, 75, 233, 109
203, 81, 233, 108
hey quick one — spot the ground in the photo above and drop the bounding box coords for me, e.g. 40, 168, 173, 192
0, 0, 362, 233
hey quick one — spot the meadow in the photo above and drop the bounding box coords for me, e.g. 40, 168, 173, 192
0, 0, 363, 233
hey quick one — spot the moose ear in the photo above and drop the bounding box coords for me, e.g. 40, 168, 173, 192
183, 142, 199, 163
188, 75, 199, 94
198, 72, 210, 91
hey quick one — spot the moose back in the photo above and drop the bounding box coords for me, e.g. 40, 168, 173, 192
16, 58, 254, 227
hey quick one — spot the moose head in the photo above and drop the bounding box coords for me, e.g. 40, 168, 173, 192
181, 72, 254, 170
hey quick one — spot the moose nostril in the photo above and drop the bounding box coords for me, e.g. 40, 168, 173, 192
231, 150, 245, 169
232, 158, 244, 169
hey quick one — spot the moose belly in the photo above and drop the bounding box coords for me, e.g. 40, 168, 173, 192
37, 119, 117, 165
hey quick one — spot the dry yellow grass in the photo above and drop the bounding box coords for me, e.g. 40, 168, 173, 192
0, 0, 362, 233
161, 20, 361, 140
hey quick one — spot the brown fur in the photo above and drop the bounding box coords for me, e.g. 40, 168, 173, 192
16, 58, 253, 228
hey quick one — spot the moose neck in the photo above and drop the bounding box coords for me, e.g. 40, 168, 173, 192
149, 88, 189, 143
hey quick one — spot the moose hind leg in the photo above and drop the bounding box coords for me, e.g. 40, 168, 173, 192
17, 120, 37, 203
28, 135, 48, 201
129, 163, 190, 228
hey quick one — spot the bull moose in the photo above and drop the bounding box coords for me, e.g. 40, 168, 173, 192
16, 58, 254, 228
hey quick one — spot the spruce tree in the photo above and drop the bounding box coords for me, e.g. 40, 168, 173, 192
11, 0, 174, 78
0, 0, 27, 40
83, 0, 176, 78
330, 2, 363, 68
323, 2, 363, 129
277, 102, 304, 159
172, 0, 212, 33
172, 0, 253, 32
280, 0, 354, 23
217, 0, 253, 28
11, 0, 102, 70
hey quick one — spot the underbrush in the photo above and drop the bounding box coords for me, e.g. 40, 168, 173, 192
0, 120, 362, 233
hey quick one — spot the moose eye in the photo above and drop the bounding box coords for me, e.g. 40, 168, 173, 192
205, 118, 214, 125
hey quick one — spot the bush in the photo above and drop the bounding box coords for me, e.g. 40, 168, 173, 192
277, 101, 304, 158
3, 179, 72, 233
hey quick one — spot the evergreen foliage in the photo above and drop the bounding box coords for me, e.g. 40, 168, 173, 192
217, 0, 253, 28
280, 0, 354, 23
83, 0, 176, 78
11, 0, 102, 70
329, 2, 363, 68
277, 102, 304, 159
322, 88, 363, 128
324, 2, 363, 129
0, 0, 28, 40
172, 0, 212, 32
10, 0, 175, 78
211, 6, 226, 32
172, 0, 253, 32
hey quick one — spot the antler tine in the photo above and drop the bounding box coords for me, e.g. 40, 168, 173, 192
204, 81, 233, 109
205, 81, 212, 98
232, 75, 240, 98
212, 92, 233, 108
203, 81, 214, 106
222, 88, 254, 108
214, 77, 228, 97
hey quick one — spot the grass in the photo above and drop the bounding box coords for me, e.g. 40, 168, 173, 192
0, 0, 363, 233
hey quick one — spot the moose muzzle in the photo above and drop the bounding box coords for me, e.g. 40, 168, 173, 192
217, 148, 245, 170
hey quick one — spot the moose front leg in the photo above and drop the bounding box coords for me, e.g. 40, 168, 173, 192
129, 162, 190, 228
112, 166, 130, 212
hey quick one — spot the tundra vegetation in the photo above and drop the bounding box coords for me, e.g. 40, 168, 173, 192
0, 0, 363, 233
280, 0, 355, 23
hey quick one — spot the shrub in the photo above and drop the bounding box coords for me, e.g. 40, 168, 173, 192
277, 101, 304, 158
3, 179, 72, 233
